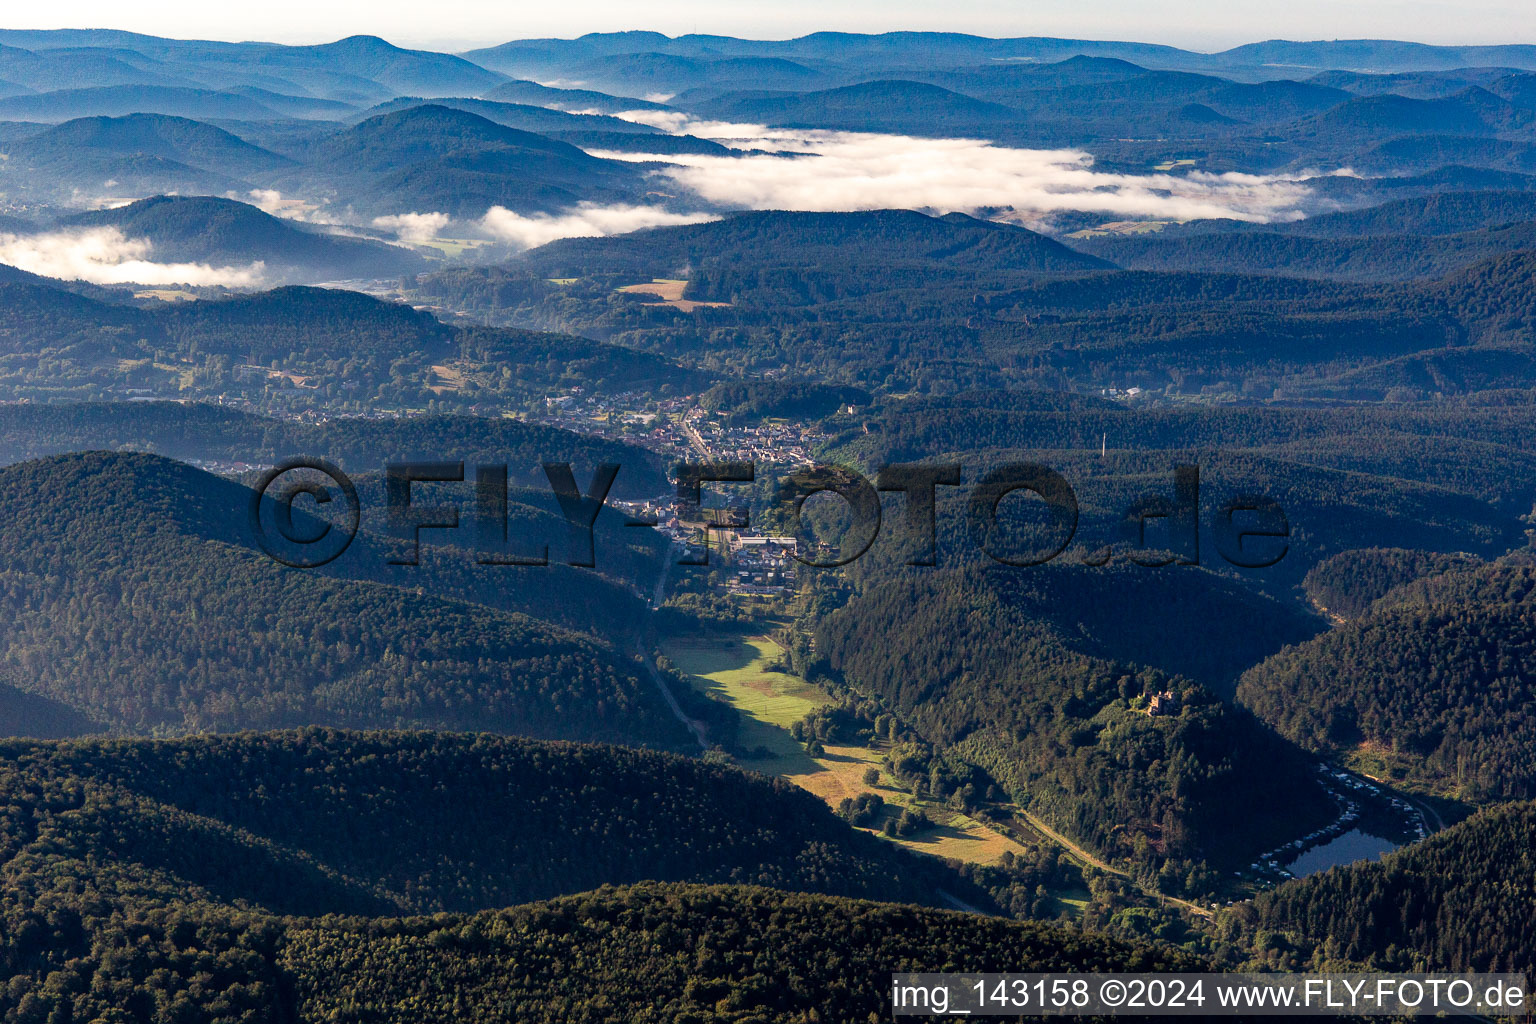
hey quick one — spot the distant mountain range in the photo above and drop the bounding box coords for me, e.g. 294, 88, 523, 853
0, 31, 505, 103
0, 30, 1535, 285
461, 31, 1536, 85
0, 111, 292, 199
0, 104, 658, 216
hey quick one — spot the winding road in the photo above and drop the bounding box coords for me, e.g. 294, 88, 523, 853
635, 541, 709, 750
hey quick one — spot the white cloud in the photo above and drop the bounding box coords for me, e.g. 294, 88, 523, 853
597, 114, 1318, 224
246, 188, 285, 212
242, 188, 344, 226
372, 211, 451, 242
479, 203, 719, 249
0, 228, 264, 287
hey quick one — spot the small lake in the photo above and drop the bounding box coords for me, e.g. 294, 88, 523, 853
1286, 829, 1399, 877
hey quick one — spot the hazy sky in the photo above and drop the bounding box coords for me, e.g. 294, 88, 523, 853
4, 0, 1534, 52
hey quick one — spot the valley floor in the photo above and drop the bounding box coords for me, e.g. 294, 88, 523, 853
660, 631, 1030, 868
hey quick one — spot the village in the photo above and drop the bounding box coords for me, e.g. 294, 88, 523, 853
530, 388, 828, 466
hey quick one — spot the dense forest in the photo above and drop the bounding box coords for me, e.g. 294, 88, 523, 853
698, 379, 871, 423
1302, 547, 1484, 619
417, 212, 1536, 402
63, 195, 427, 282
1238, 560, 1536, 800
0, 402, 678, 631
281, 883, 1199, 1023
814, 389, 1533, 591
0, 451, 688, 743
0, 729, 994, 915
0, 729, 1206, 1023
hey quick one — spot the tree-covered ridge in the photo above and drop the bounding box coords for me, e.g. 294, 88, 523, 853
0, 729, 991, 916
818, 392, 1532, 589
814, 567, 1335, 881
0, 451, 688, 745
0, 401, 669, 496
698, 379, 871, 423
520, 209, 1111, 279
434, 228, 1536, 401
0, 412, 671, 636
1268, 190, 1536, 237
1074, 220, 1536, 282
835, 549, 1324, 694
282, 883, 1201, 1023
1222, 801, 1536, 975
165, 285, 455, 359
1302, 547, 1483, 619
842, 388, 1536, 467
1238, 561, 1536, 800
0, 729, 1213, 1023
0, 279, 701, 411
299, 104, 648, 217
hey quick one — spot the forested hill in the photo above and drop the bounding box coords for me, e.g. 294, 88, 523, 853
1302, 547, 1484, 620
0, 404, 673, 635
434, 236, 1536, 401
62, 195, 427, 282
0, 729, 991, 916
1222, 800, 1536, 975
0, 451, 689, 744
824, 391, 1532, 568
1238, 560, 1536, 800
4, 112, 291, 178
519, 208, 1112, 279
1072, 221, 1536, 282
0, 277, 701, 408
0, 729, 1213, 1022
282, 883, 1200, 1022
298, 104, 648, 217
0, 399, 663, 490
0, 876, 1197, 1023
816, 565, 1335, 881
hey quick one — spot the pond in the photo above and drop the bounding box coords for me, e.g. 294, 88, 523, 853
1285, 829, 1399, 877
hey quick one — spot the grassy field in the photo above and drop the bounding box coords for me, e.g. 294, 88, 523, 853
133, 288, 198, 302
1066, 220, 1172, 239
616, 278, 732, 312
414, 237, 492, 258
661, 631, 1028, 867
429, 363, 466, 393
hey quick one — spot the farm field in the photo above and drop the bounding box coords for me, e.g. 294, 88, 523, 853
617, 278, 732, 311
413, 237, 493, 258
660, 631, 1028, 867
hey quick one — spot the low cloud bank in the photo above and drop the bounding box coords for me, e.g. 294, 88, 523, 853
372, 212, 451, 242
0, 228, 264, 287
479, 203, 718, 249
599, 114, 1315, 224
243, 189, 344, 227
